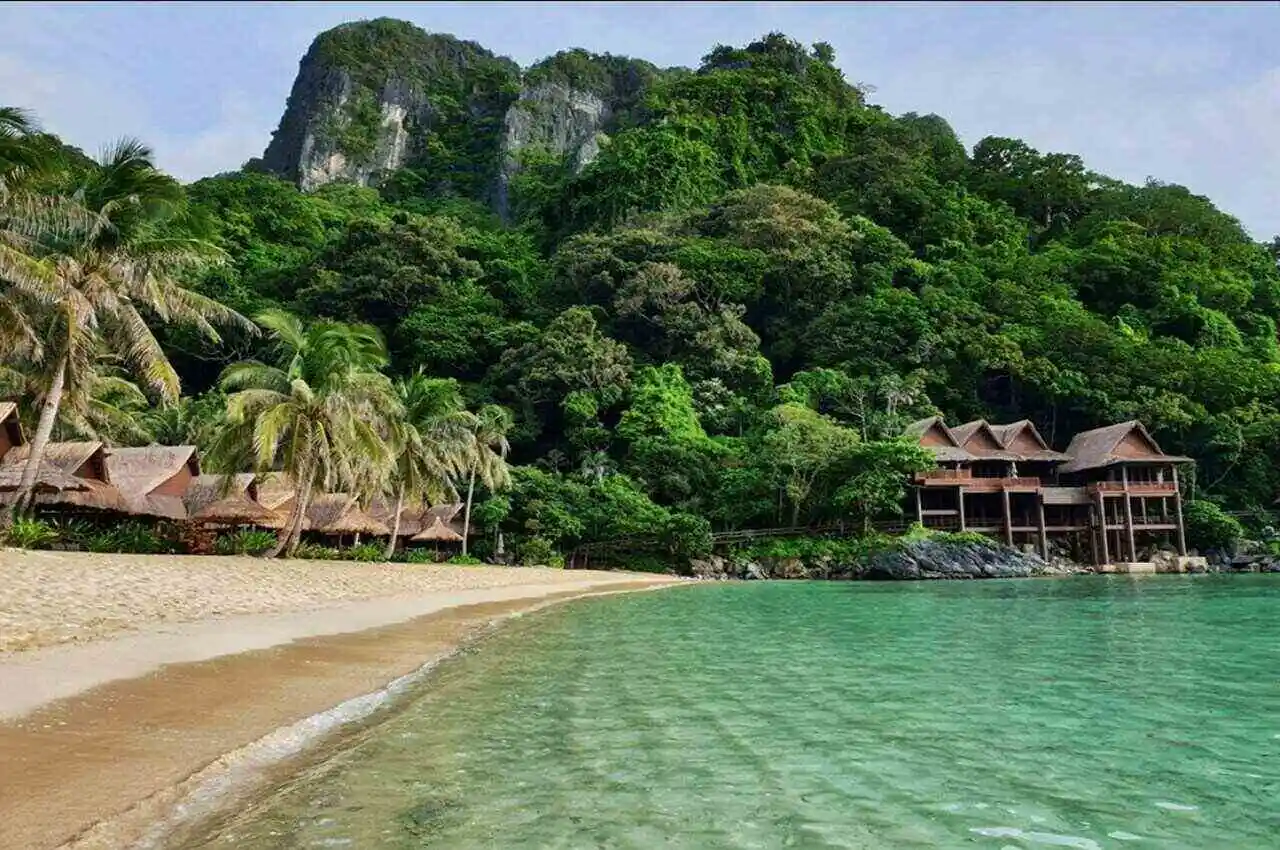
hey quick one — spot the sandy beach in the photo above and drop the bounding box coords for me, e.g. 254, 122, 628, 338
0, 550, 681, 849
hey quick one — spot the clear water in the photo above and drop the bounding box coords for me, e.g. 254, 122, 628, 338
198, 577, 1280, 849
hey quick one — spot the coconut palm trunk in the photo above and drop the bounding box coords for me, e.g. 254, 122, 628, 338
461, 465, 477, 556
384, 483, 405, 561
280, 477, 314, 558
14, 354, 67, 516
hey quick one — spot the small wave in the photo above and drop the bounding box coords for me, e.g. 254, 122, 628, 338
1155, 801, 1199, 812
970, 826, 1101, 849
1107, 831, 1145, 841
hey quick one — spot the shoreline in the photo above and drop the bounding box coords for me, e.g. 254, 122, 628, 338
0, 568, 683, 850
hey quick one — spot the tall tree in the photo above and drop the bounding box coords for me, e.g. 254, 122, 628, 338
10, 139, 250, 514
215, 309, 396, 557
382, 372, 475, 559
460, 404, 513, 556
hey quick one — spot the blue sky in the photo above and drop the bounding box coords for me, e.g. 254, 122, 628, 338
1, 1, 1276, 238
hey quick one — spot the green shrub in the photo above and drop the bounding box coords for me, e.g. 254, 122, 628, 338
86, 521, 175, 554
3, 517, 59, 549
518, 536, 558, 567
214, 529, 278, 556
1184, 500, 1245, 552
45, 517, 93, 549
293, 542, 342, 560
402, 548, 440, 564
446, 554, 484, 565
344, 543, 385, 562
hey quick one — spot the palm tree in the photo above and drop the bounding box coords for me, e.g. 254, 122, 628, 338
382, 372, 476, 560
215, 309, 397, 558
9, 138, 250, 514
460, 405, 513, 556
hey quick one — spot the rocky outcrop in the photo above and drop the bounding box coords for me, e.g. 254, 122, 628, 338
261, 22, 661, 217
492, 82, 611, 221
691, 538, 1077, 581
261, 20, 519, 194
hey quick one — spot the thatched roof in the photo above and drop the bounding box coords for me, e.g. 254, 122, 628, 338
306, 493, 391, 536
104, 445, 200, 519
411, 515, 464, 543
255, 472, 297, 511
1059, 421, 1192, 474
105, 446, 199, 498
0, 401, 21, 447
185, 473, 279, 525
5, 441, 107, 478
903, 416, 973, 464
0, 442, 126, 512
951, 420, 1022, 462
370, 499, 466, 537
988, 420, 1071, 462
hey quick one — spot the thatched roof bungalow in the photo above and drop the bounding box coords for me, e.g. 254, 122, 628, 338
184, 473, 281, 526
105, 445, 201, 520
306, 493, 391, 537
411, 515, 464, 544
370, 499, 466, 538
0, 402, 23, 462
0, 441, 127, 512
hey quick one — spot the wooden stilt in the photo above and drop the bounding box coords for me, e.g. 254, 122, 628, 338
1096, 491, 1110, 565
1036, 498, 1048, 560
915, 487, 923, 525
958, 486, 966, 532
1172, 466, 1187, 556
1002, 488, 1014, 546
1122, 466, 1137, 561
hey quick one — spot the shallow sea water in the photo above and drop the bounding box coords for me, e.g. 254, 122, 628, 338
196, 576, 1280, 849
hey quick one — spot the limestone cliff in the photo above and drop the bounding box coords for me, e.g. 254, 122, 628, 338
262, 23, 664, 218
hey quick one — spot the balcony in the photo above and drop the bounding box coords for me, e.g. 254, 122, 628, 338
1088, 482, 1178, 496
915, 469, 972, 485
963, 476, 1043, 493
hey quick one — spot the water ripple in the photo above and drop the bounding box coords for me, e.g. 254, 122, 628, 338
196, 576, 1280, 848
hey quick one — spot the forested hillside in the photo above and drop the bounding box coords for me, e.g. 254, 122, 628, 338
5, 23, 1278, 562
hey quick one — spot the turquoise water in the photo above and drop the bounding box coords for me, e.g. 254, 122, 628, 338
199, 577, 1280, 849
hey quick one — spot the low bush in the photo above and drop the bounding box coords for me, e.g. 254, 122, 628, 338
518, 536, 558, 567
398, 548, 439, 564
293, 542, 341, 560
446, 553, 484, 565
214, 529, 278, 556
3, 517, 59, 549
86, 521, 177, 554
344, 543, 384, 562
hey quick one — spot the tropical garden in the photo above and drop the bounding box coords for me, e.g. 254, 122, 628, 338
2, 30, 1276, 565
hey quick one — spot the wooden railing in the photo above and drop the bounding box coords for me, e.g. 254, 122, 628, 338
1089, 482, 1177, 495
915, 468, 972, 483
963, 476, 1043, 491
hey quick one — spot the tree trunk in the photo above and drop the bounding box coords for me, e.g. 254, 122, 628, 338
15, 355, 68, 517
269, 473, 313, 559
461, 465, 477, 557
383, 483, 405, 561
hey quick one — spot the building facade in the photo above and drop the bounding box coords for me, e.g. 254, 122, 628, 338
906, 417, 1190, 565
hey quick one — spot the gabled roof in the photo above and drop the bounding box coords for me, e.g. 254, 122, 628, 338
255, 472, 297, 511
0, 443, 126, 511
4, 441, 108, 480
1059, 421, 1192, 474
951, 420, 1022, 461
306, 493, 391, 536
411, 515, 464, 543
988, 420, 1071, 462
184, 473, 278, 525
105, 446, 200, 499
369, 499, 465, 537
0, 402, 22, 447
903, 416, 973, 463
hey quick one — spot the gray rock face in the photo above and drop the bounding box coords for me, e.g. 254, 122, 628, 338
492, 82, 611, 221
861, 539, 1045, 580
261, 63, 429, 191
692, 539, 1070, 581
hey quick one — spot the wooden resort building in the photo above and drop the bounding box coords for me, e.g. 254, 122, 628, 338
906, 417, 1191, 565
105, 445, 201, 520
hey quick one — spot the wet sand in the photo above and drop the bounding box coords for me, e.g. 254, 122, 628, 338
0, 552, 681, 849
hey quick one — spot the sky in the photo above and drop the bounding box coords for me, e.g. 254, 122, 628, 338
1, 1, 1276, 238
